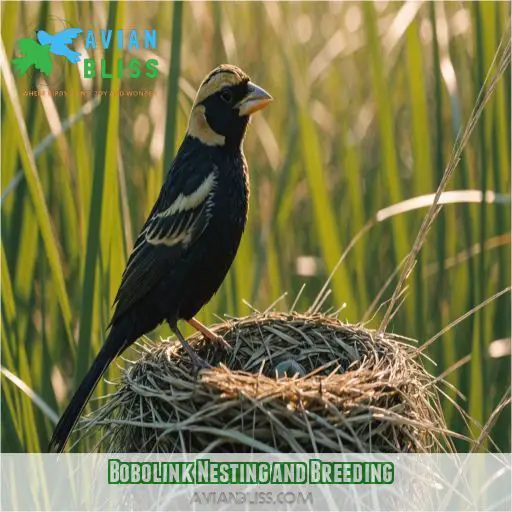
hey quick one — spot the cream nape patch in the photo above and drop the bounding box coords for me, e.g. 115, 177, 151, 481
187, 105, 225, 146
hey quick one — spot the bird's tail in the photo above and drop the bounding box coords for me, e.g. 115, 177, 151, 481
63, 49, 82, 64
48, 321, 131, 453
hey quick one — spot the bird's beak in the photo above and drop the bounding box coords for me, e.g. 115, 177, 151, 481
237, 82, 273, 117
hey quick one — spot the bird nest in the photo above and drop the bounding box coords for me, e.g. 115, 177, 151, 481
85, 312, 450, 453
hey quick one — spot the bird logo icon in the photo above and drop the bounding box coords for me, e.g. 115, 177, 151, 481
12, 38, 53, 76
12, 27, 82, 76
36, 28, 83, 64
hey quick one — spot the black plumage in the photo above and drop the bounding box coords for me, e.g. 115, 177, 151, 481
49, 65, 272, 453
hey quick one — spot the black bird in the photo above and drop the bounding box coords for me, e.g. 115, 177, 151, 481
49, 64, 272, 453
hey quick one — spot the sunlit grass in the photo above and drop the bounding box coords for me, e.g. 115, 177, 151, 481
1, 1, 510, 453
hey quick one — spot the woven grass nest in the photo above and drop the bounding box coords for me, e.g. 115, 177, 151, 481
87, 312, 449, 453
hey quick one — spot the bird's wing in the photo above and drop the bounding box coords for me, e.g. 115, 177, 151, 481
16, 38, 42, 55
31, 44, 53, 75
13, 39, 52, 76
54, 28, 83, 44
112, 158, 218, 322
34, 52, 53, 76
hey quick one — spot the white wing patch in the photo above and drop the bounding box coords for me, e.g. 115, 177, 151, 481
146, 224, 192, 247
157, 172, 217, 218
145, 172, 217, 247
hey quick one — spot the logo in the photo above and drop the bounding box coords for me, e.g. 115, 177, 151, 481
13, 28, 82, 76
13, 27, 159, 79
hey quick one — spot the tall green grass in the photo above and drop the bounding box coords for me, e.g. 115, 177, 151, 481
1, 1, 510, 452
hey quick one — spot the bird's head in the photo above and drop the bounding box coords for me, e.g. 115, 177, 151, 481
187, 64, 272, 150
36, 30, 50, 45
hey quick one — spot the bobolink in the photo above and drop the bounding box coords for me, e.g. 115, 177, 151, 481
49, 64, 272, 453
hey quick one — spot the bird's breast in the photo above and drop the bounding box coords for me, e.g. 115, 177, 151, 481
170, 151, 250, 320
210, 154, 249, 231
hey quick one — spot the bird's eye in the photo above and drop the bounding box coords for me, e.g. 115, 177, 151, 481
220, 88, 233, 104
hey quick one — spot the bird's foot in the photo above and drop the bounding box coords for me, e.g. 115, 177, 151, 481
176, 331, 211, 370
182, 342, 212, 372
190, 354, 212, 372
170, 322, 212, 371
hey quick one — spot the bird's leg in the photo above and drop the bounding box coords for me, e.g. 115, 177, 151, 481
187, 317, 230, 349
169, 323, 211, 370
